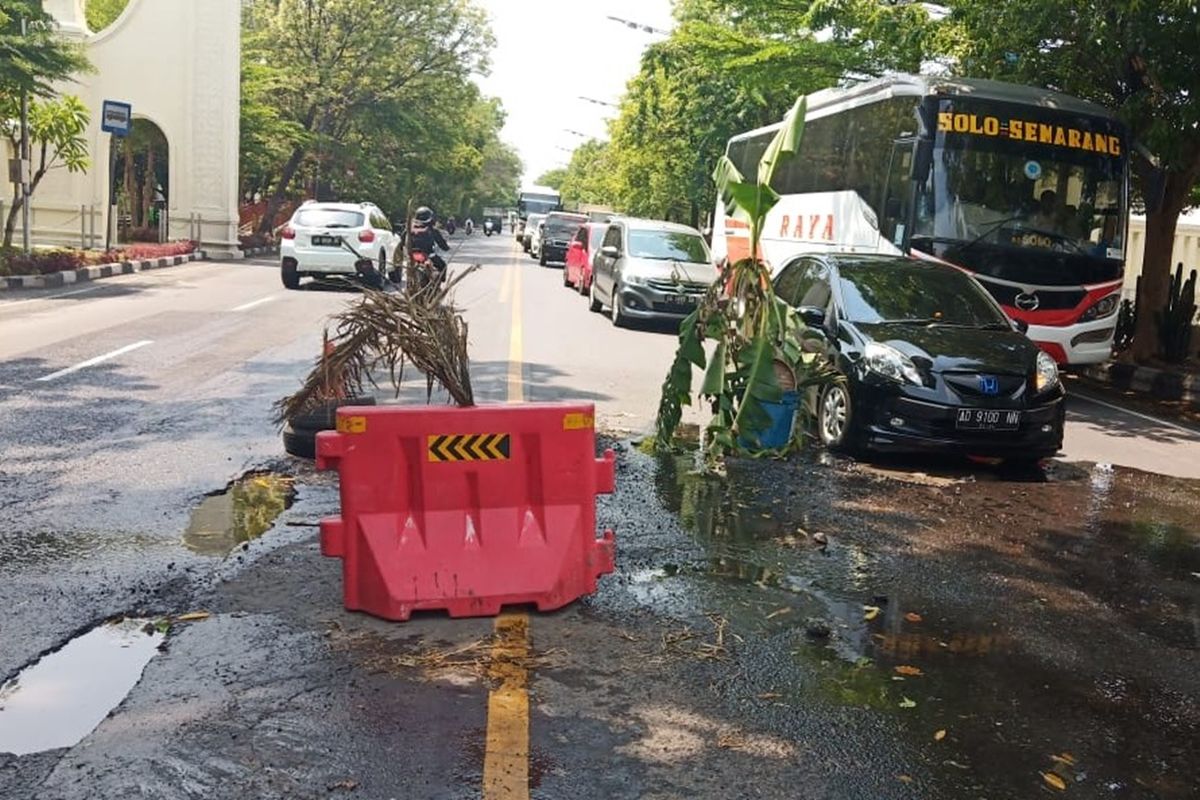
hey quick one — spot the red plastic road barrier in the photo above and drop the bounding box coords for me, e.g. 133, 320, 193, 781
316, 403, 616, 621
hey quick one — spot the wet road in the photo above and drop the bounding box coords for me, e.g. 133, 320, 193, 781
0, 235, 1198, 798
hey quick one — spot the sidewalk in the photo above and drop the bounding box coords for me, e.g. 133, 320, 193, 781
2, 251, 208, 292
1083, 360, 1200, 410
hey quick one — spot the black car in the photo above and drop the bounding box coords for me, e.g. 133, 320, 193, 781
774, 254, 1065, 463
538, 212, 588, 266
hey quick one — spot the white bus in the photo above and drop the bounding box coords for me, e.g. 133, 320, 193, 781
713, 74, 1130, 365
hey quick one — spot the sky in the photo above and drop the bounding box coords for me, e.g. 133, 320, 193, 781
475, 0, 675, 186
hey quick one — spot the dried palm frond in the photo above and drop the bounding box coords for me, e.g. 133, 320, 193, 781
273, 267, 479, 424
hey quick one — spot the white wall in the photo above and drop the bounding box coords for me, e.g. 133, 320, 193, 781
1123, 209, 1200, 300
13, 0, 241, 257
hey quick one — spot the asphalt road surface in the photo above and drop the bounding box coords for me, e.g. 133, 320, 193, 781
0, 234, 1197, 799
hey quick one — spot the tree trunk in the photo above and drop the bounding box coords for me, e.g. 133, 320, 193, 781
1130, 173, 1193, 361
257, 145, 306, 236
3, 187, 20, 249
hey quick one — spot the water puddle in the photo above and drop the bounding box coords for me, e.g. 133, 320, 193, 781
0, 618, 164, 755
183, 472, 295, 556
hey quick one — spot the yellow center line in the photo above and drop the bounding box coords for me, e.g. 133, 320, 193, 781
483, 238, 530, 800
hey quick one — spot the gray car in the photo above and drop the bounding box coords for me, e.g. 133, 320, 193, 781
588, 218, 717, 327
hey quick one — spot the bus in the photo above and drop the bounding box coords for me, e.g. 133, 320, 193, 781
713, 75, 1130, 365
516, 186, 563, 240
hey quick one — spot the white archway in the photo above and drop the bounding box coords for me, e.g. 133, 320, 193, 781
21, 0, 241, 256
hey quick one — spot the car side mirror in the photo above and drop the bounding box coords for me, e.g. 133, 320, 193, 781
1011, 317, 1029, 334
601, 245, 620, 259
798, 305, 826, 327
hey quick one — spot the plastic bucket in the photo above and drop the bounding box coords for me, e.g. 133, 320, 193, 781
740, 390, 799, 450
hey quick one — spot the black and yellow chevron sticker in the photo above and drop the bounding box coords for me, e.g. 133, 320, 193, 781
426, 433, 511, 463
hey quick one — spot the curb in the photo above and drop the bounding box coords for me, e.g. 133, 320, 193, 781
2, 250, 208, 292
1083, 361, 1200, 409
240, 245, 280, 258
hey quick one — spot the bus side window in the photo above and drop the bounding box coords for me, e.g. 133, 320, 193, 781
882, 140, 915, 248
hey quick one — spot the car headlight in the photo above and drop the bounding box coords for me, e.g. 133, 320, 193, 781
1080, 292, 1121, 322
1035, 350, 1061, 393
863, 342, 923, 386
623, 274, 648, 286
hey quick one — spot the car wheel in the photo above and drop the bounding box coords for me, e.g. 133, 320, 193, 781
588, 279, 603, 313
818, 382, 855, 450
610, 281, 626, 328
281, 260, 300, 290
562, 266, 572, 287
579, 273, 589, 297
540, 249, 548, 267
378, 249, 388, 280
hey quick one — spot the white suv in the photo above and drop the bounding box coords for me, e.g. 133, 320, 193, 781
280, 201, 399, 289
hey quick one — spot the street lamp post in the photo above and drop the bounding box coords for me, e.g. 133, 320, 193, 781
578, 96, 618, 109
605, 15, 670, 36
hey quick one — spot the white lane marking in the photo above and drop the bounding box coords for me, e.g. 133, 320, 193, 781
35, 340, 154, 383
0, 285, 104, 310
1070, 390, 1200, 437
230, 295, 277, 312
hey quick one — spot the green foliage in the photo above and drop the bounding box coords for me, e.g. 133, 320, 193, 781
655, 99, 834, 461
240, 0, 503, 226
0, 0, 91, 101
1155, 263, 1197, 363
534, 168, 567, 191
83, 0, 128, 31
559, 139, 618, 207
1, 94, 90, 248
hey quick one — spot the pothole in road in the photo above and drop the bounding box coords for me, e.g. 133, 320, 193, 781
0, 618, 164, 756
183, 471, 295, 556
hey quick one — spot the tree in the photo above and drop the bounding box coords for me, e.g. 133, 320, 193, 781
0, 94, 90, 248
0, 0, 90, 101
242, 0, 494, 234
560, 140, 618, 207
83, 0, 128, 32
534, 168, 567, 191
941, 0, 1200, 360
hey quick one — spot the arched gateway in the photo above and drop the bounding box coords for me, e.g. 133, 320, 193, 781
22, 0, 240, 257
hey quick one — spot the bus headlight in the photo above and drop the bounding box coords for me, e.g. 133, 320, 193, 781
1080, 293, 1120, 322
864, 342, 923, 386
1035, 351, 1061, 393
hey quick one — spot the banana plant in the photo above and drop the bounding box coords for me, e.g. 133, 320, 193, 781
655, 97, 834, 460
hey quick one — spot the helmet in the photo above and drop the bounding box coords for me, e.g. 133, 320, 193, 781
414, 206, 434, 225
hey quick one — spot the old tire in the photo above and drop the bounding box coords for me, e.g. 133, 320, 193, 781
282, 424, 316, 459
289, 395, 377, 432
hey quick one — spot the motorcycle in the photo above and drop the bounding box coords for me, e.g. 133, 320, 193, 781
405, 249, 446, 297
483, 219, 494, 237
446, 218, 457, 235
464, 219, 475, 235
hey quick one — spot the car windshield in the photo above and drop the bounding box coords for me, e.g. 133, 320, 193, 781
627, 229, 709, 262
546, 216, 586, 237
294, 209, 364, 229
837, 260, 1009, 328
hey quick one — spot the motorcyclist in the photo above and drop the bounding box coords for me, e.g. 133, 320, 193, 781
464, 217, 475, 235
405, 206, 450, 276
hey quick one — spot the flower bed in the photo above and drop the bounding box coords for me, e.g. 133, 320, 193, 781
0, 240, 197, 276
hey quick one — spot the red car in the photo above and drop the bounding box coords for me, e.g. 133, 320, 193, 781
564, 222, 608, 295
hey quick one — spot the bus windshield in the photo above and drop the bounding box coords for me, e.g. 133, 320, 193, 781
519, 193, 561, 216
912, 99, 1127, 284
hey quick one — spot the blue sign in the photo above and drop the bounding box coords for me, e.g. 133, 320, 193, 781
978, 375, 1000, 396
101, 100, 132, 137
1023, 160, 1043, 180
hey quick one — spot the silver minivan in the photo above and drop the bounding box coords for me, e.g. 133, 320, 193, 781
588, 218, 717, 326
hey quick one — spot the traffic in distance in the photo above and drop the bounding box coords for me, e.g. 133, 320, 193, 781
278, 72, 1136, 462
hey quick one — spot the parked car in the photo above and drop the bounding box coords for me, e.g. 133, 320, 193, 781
589, 218, 716, 327
521, 213, 545, 253
774, 253, 1065, 463
280, 201, 399, 290
564, 222, 608, 294
528, 219, 546, 260
538, 212, 589, 266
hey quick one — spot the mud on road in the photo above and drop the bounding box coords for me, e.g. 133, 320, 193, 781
2, 442, 1197, 799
